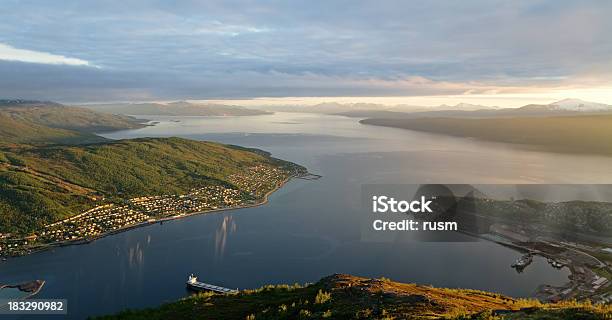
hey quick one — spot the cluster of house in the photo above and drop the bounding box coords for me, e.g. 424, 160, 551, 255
38, 185, 251, 244
129, 185, 247, 214
229, 164, 289, 197
39, 204, 149, 242
0, 165, 294, 256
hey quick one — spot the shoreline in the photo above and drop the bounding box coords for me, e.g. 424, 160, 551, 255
4, 173, 308, 259
0, 280, 45, 300
460, 229, 610, 303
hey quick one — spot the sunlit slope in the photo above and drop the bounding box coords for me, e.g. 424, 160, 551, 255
0, 112, 104, 144
98, 274, 611, 320
0, 100, 144, 144
361, 115, 612, 155
0, 100, 144, 133
0, 137, 299, 234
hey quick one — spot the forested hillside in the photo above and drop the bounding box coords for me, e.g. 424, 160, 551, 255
0, 100, 143, 144
0, 137, 301, 234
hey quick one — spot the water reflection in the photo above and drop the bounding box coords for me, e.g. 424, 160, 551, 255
214, 215, 237, 261
1, 113, 604, 319
128, 241, 145, 270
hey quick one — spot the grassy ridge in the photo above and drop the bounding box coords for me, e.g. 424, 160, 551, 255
0, 137, 299, 234
361, 115, 612, 155
0, 100, 143, 144
0, 112, 104, 144
98, 274, 611, 320
0, 100, 144, 132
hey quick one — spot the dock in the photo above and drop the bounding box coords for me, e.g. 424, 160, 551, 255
186, 275, 238, 294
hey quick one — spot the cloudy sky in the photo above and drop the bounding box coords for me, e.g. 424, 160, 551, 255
1, 0, 611, 105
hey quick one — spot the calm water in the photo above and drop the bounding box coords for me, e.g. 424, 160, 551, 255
5, 112, 612, 319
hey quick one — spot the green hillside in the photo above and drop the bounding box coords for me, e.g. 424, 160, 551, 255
98, 274, 611, 320
0, 112, 104, 144
0, 100, 144, 144
361, 115, 612, 155
0, 100, 144, 132
0, 137, 301, 235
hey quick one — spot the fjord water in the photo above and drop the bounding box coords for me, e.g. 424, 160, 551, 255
4, 112, 612, 319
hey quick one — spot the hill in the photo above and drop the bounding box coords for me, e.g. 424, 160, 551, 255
0, 112, 104, 144
0, 137, 303, 235
97, 274, 610, 320
0, 100, 145, 144
337, 99, 612, 119
361, 115, 612, 156
81, 101, 271, 117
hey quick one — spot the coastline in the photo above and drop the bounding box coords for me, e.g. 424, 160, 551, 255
460, 229, 610, 303
0, 280, 45, 300
5, 173, 310, 259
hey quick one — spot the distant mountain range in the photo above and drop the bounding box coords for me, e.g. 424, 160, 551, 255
336, 98, 612, 118
80, 101, 271, 117
262, 102, 499, 114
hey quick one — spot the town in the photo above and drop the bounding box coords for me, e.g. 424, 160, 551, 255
0, 164, 300, 257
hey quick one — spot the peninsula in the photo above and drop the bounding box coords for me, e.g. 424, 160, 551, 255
360, 114, 612, 156
0, 100, 307, 257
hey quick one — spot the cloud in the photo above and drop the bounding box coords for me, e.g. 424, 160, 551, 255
0, 0, 610, 101
0, 43, 94, 67
195, 21, 272, 37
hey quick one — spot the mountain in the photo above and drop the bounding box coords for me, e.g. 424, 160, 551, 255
0, 100, 144, 144
0, 137, 301, 235
342, 99, 612, 119
81, 101, 271, 117
483, 99, 612, 117
263, 102, 390, 114
266, 99, 611, 118
0, 112, 104, 144
433, 102, 497, 111
98, 274, 610, 320
0, 99, 62, 107
548, 98, 612, 112
266, 102, 498, 115
0, 99, 303, 236
361, 115, 612, 155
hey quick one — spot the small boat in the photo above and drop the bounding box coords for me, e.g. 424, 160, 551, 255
186, 274, 238, 294
511, 253, 533, 270
547, 258, 564, 268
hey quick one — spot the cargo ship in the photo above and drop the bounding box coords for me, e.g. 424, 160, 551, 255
186, 274, 238, 294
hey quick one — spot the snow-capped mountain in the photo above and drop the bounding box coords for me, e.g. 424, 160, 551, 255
548, 98, 612, 112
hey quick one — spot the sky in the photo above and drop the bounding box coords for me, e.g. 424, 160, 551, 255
1, 0, 611, 106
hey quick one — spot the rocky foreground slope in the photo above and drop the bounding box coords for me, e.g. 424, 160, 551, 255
99, 274, 611, 319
